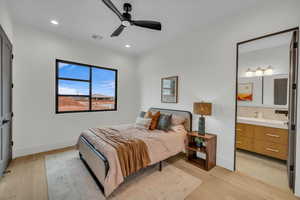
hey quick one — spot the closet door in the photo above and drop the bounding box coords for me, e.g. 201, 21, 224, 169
0, 26, 13, 178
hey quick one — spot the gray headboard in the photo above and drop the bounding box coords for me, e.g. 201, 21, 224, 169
149, 108, 192, 131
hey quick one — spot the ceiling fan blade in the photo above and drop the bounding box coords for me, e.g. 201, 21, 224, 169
102, 0, 124, 21
111, 25, 125, 37
132, 20, 162, 31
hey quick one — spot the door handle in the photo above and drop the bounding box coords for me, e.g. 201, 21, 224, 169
266, 148, 279, 153
266, 133, 280, 138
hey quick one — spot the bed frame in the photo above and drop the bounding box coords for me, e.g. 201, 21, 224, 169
78, 108, 192, 194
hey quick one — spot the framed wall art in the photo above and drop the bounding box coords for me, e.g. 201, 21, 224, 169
237, 82, 253, 101
161, 76, 178, 103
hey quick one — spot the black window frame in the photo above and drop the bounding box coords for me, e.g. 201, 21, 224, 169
55, 59, 118, 114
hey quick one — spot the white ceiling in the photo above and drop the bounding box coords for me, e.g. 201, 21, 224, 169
239, 31, 293, 54
9, 0, 262, 56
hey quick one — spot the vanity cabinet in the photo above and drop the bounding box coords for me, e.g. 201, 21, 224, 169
236, 123, 288, 160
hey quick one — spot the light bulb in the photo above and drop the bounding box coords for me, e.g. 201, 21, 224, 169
255, 67, 263, 76
264, 66, 273, 75
245, 68, 253, 77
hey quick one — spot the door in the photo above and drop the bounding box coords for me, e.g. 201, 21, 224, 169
0, 25, 13, 177
288, 30, 299, 191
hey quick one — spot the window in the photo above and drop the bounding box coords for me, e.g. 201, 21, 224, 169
56, 59, 117, 113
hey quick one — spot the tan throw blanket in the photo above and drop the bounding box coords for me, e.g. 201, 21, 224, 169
89, 128, 150, 177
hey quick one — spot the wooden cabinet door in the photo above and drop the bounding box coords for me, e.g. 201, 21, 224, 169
236, 123, 254, 138
254, 140, 287, 160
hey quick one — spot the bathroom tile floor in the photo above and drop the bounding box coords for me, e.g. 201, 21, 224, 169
236, 149, 290, 192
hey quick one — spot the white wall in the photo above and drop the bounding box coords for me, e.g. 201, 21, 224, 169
239, 45, 290, 77
0, 0, 13, 41
137, 0, 300, 195
12, 23, 140, 157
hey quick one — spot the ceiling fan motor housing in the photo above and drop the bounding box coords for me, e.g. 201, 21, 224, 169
122, 12, 131, 20
123, 3, 132, 13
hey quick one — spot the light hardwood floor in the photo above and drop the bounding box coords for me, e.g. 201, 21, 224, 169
0, 147, 299, 200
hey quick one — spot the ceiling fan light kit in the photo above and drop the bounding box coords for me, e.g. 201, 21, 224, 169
102, 0, 162, 37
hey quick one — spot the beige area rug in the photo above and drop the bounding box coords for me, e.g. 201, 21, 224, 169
45, 150, 202, 200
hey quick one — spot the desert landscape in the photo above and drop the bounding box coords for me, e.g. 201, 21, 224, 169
58, 96, 115, 112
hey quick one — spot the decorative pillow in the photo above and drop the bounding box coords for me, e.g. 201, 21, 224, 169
139, 111, 146, 118
145, 111, 161, 130
171, 115, 186, 126
134, 117, 152, 129
157, 114, 172, 131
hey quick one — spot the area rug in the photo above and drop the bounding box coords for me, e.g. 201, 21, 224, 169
45, 150, 201, 200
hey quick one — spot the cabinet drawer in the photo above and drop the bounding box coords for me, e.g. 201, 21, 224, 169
236, 137, 253, 151
236, 123, 254, 138
255, 127, 288, 145
254, 140, 287, 160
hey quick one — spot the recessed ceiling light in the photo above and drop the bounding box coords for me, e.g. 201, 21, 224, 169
125, 44, 131, 48
50, 20, 59, 25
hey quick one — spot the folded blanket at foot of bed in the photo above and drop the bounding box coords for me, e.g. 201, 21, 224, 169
88, 128, 150, 177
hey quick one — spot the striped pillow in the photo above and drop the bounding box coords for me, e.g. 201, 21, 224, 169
134, 117, 152, 129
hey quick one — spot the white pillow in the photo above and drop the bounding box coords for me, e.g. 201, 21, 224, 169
134, 117, 152, 129
171, 115, 186, 126
170, 124, 187, 134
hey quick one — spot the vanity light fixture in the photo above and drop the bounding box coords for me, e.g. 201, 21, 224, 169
264, 66, 273, 76
255, 67, 264, 76
245, 68, 254, 77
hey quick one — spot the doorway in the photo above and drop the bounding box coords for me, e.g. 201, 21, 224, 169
0, 25, 13, 178
234, 28, 299, 192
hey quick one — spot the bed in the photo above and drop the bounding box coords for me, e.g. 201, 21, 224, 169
77, 108, 192, 197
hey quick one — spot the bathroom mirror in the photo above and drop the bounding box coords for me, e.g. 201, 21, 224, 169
263, 74, 288, 107
237, 74, 288, 108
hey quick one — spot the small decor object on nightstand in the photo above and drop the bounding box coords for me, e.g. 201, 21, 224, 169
194, 137, 204, 148
193, 102, 212, 135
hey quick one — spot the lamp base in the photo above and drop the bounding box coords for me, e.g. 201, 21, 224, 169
198, 116, 205, 135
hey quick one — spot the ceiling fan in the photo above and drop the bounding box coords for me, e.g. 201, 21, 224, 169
101, 0, 162, 37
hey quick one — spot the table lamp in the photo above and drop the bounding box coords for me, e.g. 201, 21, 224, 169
193, 102, 212, 135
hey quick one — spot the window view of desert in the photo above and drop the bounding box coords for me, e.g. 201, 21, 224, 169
57, 61, 117, 112
58, 96, 115, 112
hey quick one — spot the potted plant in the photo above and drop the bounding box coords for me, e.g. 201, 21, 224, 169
194, 137, 204, 148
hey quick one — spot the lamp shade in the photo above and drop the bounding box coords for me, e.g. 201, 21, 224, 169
193, 102, 212, 116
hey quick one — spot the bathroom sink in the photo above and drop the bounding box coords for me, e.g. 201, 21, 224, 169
237, 117, 288, 129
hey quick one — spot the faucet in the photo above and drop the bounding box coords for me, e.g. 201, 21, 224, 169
254, 111, 263, 119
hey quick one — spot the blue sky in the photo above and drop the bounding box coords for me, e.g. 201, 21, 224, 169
58, 62, 116, 97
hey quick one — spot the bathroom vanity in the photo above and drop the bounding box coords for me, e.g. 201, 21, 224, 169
236, 117, 288, 160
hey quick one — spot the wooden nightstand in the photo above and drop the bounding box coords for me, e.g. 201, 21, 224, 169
186, 131, 217, 171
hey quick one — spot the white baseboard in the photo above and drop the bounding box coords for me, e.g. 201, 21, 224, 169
13, 139, 77, 158
295, 186, 300, 197
216, 156, 234, 171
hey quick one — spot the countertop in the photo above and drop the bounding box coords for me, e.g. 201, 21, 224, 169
237, 116, 288, 129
